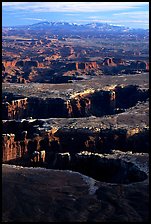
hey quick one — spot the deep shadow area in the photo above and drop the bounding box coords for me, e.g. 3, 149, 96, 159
4, 152, 148, 185
51, 153, 148, 184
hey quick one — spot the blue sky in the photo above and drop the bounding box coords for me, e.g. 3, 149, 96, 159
2, 2, 149, 29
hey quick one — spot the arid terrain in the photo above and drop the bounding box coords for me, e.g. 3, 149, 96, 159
2, 22, 149, 222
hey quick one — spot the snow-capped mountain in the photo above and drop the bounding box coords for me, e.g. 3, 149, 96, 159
3, 21, 148, 34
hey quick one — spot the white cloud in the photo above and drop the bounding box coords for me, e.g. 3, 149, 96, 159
2, 2, 28, 6
65, 13, 80, 16
2, 2, 149, 28
24, 18, 47, 21
112, 10, 149, 27
73, 17, 149, 29
113, 11, 149, 15
2, 2, 149, 12
113, 11, 149, 19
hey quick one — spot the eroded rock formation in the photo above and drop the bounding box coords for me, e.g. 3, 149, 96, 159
2, 57, 149, 83
2, 85, 149, 120
2, 95, 28, 120
2, 116, 149, 164
2, 23, 149, 223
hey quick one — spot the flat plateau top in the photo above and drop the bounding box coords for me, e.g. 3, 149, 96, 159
2, 73, 149, 99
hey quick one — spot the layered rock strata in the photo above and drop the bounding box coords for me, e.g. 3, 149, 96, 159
2, 84, 149, 120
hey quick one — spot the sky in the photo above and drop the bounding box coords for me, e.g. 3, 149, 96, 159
2, 2, 149, 29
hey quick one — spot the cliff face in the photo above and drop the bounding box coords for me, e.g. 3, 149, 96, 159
2, 126, 60, 163
2, 98, 28, 120
3, 60, 18, 67
2, 133, 27, 162
2, 90, 116, 119
65, 85, 148, 118
129, 61, 149, 71
2, 85, 149, 120
2, 82, 149, 163
66, 90, 115, 117
2, 58, 149, 83
76, 62, 98, 70
102, 58, 117, 66
27, 98, 68, 118
2, 96, 68, 120
16, 60, 39, 68
51, 61, 99, 72
2, 60, 100, 83
2, 119, 149, 163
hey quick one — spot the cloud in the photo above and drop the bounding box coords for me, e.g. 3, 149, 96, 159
24, 18, 47, 21
65, 13, 80, 16
86, 9, 149, 28
2, 2, 149, 12
2, 2, 28, 7
73, 16, 149, 29
112, 10, 149, 27
2, 2, 149, 28
113, 11, 149, 19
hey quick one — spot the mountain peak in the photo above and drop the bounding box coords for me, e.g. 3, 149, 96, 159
3, 21, 148, 33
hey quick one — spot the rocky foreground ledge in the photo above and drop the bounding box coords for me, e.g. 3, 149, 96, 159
2, 151, 149, 223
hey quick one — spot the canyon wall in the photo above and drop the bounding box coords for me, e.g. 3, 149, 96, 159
2, 85, 149, 120
2, 121, 149, 163
2, 98, 28, 120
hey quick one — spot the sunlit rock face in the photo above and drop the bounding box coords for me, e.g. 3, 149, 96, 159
2, 96, 28, 120
2, 59, 100, 83
2, 85, 149, 120
2, 116, 149, 163
2, 82, 149, 163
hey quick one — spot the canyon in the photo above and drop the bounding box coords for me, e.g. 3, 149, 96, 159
2, 22, 149, 222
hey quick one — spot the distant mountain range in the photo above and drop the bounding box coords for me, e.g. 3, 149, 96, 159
3, 21, 148, 33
